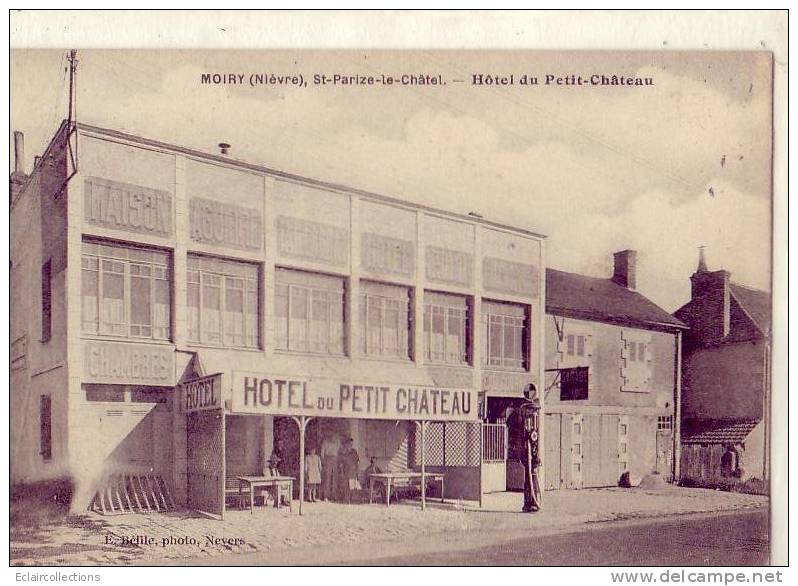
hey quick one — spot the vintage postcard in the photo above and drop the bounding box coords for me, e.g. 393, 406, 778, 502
7, 10, 786, 573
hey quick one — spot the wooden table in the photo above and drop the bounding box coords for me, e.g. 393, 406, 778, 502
237, 476, 294, 514
368, 472, 445, 507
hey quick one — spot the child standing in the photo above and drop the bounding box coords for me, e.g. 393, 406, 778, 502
305, 446, 322, 502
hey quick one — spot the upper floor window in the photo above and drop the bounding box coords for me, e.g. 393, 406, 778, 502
360, 281, 411, 360
621, 331, 652, 392
187, 255, 259, 348
423, 291, 469, 365
275, 268, 345, 355
82, 241, 170, 340
482, 300, 528, 370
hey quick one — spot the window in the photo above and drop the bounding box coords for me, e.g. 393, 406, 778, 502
41, 260, 52, 341
560, 366, 589, 401
187, 255, 259, 348
423, 291, 469, 365
360, 281, 411, 359
82, 241, 171, 340
40, 395, 52, 460
657, 415, 673, 431
565, 334, 586, 357
275, 268, 345, 355
621, 331, 652, 392
482, 300, 528, 369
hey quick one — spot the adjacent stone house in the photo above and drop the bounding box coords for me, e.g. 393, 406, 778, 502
674, 250, 771, 485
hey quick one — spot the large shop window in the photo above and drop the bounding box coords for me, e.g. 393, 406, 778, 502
82, 241, 171, 340
360, 281, 411, 360
187, 255, 259, 348
482, 300, 528, 370
275, 268, 345, 355
423, 291, 469, 365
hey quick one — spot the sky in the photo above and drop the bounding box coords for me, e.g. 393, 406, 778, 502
10, 49, 773, 311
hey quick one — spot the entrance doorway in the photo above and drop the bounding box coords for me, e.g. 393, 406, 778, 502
483, 396, 528, 492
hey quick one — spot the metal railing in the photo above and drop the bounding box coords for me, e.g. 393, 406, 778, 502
482, 423, 507, 462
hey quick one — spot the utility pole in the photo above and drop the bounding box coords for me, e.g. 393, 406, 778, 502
67, 49, 78, 127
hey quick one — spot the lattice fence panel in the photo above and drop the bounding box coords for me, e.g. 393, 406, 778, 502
186, 411, 224, 515
412, 422, 481, 467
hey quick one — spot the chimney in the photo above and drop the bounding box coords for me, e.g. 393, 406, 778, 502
688, 248, 731, 341
9, 131, 28, 206
13, 131, 24, 174
612, 249, 637, 290
218, 142, 231, 156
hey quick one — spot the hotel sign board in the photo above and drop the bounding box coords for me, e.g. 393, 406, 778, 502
83, 341, 174, 386
231, 371, 477, 422
181, 373, 224, 413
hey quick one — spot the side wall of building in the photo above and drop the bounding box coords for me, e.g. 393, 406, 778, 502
10, 129, 71, 486
681, 340, 765, 422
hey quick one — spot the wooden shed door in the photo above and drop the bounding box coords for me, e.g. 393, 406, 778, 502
544, 413, 562, 490
582, 414, 620, 488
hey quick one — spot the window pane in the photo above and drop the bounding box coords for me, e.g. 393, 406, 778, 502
577, 335, 585, 357
366, 299, 382, 355
638, 343, 646, 362
275, 284, 289, 350
81, 266, 99, 334
629, 341, 637, 362
489, 315, 503, 365
431, 307, 445, 361
309, 290, 329, 353
446, 310, 464, 363
101, 265, 125, 335
503, 317, 517, 366
566, 334, 575, 355
289, 287, 308, 351
245, 281, 258, 348
202, 275, 222, 343
187, 281, 200, 342
384, 300, 400, 357
224, 277, 245, 346
329, 292, 344, 354
130, 274, 152, 337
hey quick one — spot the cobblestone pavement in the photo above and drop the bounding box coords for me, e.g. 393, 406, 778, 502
10, 487, 767, 566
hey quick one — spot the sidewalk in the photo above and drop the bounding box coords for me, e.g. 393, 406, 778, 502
10, 486, 767, 566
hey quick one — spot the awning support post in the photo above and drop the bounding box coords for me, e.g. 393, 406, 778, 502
291, 415, 313, 516
414, 420, 428, 511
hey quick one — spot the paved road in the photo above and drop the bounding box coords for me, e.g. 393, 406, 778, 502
353, 510, 769, 566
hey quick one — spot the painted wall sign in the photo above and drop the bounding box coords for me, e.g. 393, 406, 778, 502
361, 233, 415, 276
231, 371, 477, 421
181, 373, 223, 413
189, 197, 263, 251
84, 176, 173, 237
83, 341, 174, 385
276, 215, 349, 267
482, 370, 536, 395
483, 257, 538, 297
426, 246, 473, 286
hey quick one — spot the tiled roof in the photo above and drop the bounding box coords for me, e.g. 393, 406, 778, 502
682, 420, 760, 444
546, 268, 687, 331
730, 283, 771, 336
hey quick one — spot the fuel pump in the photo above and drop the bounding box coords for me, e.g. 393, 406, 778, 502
519, 383, 541, 512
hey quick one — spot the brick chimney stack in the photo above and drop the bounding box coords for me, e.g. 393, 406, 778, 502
688, 248, 731, 341
612, 249, 637, 290
10, 131, 28, 207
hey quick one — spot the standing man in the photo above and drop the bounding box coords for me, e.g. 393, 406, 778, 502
515, 384, 542, 512
320, 431, 341, 501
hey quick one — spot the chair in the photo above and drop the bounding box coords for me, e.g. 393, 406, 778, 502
225, 476, 249, 510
